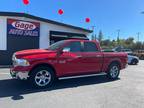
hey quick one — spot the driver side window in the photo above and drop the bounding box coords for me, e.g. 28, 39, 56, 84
63, 42, 82, 52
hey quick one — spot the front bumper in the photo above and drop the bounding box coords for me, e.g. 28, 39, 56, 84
10, 69, 29, 80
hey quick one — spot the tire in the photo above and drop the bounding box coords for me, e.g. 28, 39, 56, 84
107, 63, 120, 80
131, 59, 138, 65
140, 56, 144, 60
142, 56, 144, 60
29, 66, 55, 88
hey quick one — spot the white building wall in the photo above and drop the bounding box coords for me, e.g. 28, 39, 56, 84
39, 22, 90, 49
0, 16, 90, 50
22, 17, 90, 49
40, 22, 50, 49
0, 16, 7, 50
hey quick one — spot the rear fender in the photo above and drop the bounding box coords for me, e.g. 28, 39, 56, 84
102, 58, 122, 72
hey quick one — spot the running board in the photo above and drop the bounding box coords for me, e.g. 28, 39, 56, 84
59, 72, 107, 80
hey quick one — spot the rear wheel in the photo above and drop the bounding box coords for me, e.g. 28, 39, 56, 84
131, 59, 138, 65
29, 66, 55, 88
140, 55, 144, 60
107, 63, 120, 80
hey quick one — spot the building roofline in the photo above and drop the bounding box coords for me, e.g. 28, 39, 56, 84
0, 11, 93, 33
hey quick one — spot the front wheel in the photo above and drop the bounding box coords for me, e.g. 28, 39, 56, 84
107, 64, 120, 80
29, 66, 55, 88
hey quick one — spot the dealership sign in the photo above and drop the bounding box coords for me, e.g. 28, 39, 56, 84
7, 19, 40, 37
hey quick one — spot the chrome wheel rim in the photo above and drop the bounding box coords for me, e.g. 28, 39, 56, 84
110, 66, 119, 78
35, 70, 51, 87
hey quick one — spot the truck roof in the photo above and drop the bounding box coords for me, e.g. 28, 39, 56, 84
65, 39, 99, 43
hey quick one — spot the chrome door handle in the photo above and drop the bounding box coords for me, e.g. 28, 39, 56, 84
76, 55, 82, 58
96, 55, 102, 57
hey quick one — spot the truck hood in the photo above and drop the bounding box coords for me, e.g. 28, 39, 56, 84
14, 49, 57, 59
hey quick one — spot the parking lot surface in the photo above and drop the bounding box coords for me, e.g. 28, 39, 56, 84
0, 61, 144, 108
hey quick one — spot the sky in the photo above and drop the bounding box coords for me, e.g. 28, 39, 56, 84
0, 0, 144, 41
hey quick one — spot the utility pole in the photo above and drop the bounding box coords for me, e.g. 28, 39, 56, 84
91, 26, 96, 40
137, 32, 141, 50
137, 32, 140, 42
117, 29, 120, 45
117, 29, 120, 39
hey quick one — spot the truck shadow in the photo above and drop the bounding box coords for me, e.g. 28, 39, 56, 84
0, 75, 120, 100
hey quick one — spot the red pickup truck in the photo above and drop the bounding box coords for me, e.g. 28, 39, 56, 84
10, 39, 127, 88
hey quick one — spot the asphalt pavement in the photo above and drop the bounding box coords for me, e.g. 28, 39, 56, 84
0, 61, 144, 108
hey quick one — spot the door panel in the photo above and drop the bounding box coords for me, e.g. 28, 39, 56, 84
56, 41, 103, 77
80, 52, 103, 73
57, 52, 86, 76
56, 41, 85, 76
80, 41, 103, 73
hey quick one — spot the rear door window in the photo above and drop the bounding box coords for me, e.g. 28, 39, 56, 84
83, 42, 98, 52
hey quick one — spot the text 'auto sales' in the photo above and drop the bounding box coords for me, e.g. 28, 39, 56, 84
7, 19, 40, 37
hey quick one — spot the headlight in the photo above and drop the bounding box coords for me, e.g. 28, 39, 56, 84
14, 59, 30, 66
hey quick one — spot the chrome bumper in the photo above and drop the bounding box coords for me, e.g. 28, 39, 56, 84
10, 70, 29, 80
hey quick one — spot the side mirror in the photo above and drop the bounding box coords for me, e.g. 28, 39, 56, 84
62, 48, 70, 53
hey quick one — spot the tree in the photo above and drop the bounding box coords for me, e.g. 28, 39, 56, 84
103, 39, 111, 46
91, 34, 95, 40
99, 35, 143, 51
117, 36, 120, 45
134, 42, 143, 50
98, 30, 103, 43
124, 37, 134, 49
111, 40, 117, 47
125, 37, 134, 45
94, 34, 97, 40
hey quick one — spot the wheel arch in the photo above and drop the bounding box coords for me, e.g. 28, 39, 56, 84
107, 60, 121, 72
131, 58, 138, 64
29, 63, 57, 77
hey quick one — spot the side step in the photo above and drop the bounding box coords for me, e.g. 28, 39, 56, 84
59, 72, 107, 80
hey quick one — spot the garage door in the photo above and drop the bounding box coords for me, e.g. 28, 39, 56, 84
50, 31, 88, 45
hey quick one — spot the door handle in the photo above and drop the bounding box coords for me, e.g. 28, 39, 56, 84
96, 55, 102, 57
76, 55, 82, 58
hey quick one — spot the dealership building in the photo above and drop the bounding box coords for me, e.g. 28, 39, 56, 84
0, 12, 92, 65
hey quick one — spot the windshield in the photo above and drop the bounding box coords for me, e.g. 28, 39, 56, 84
48, 40, 65, 51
